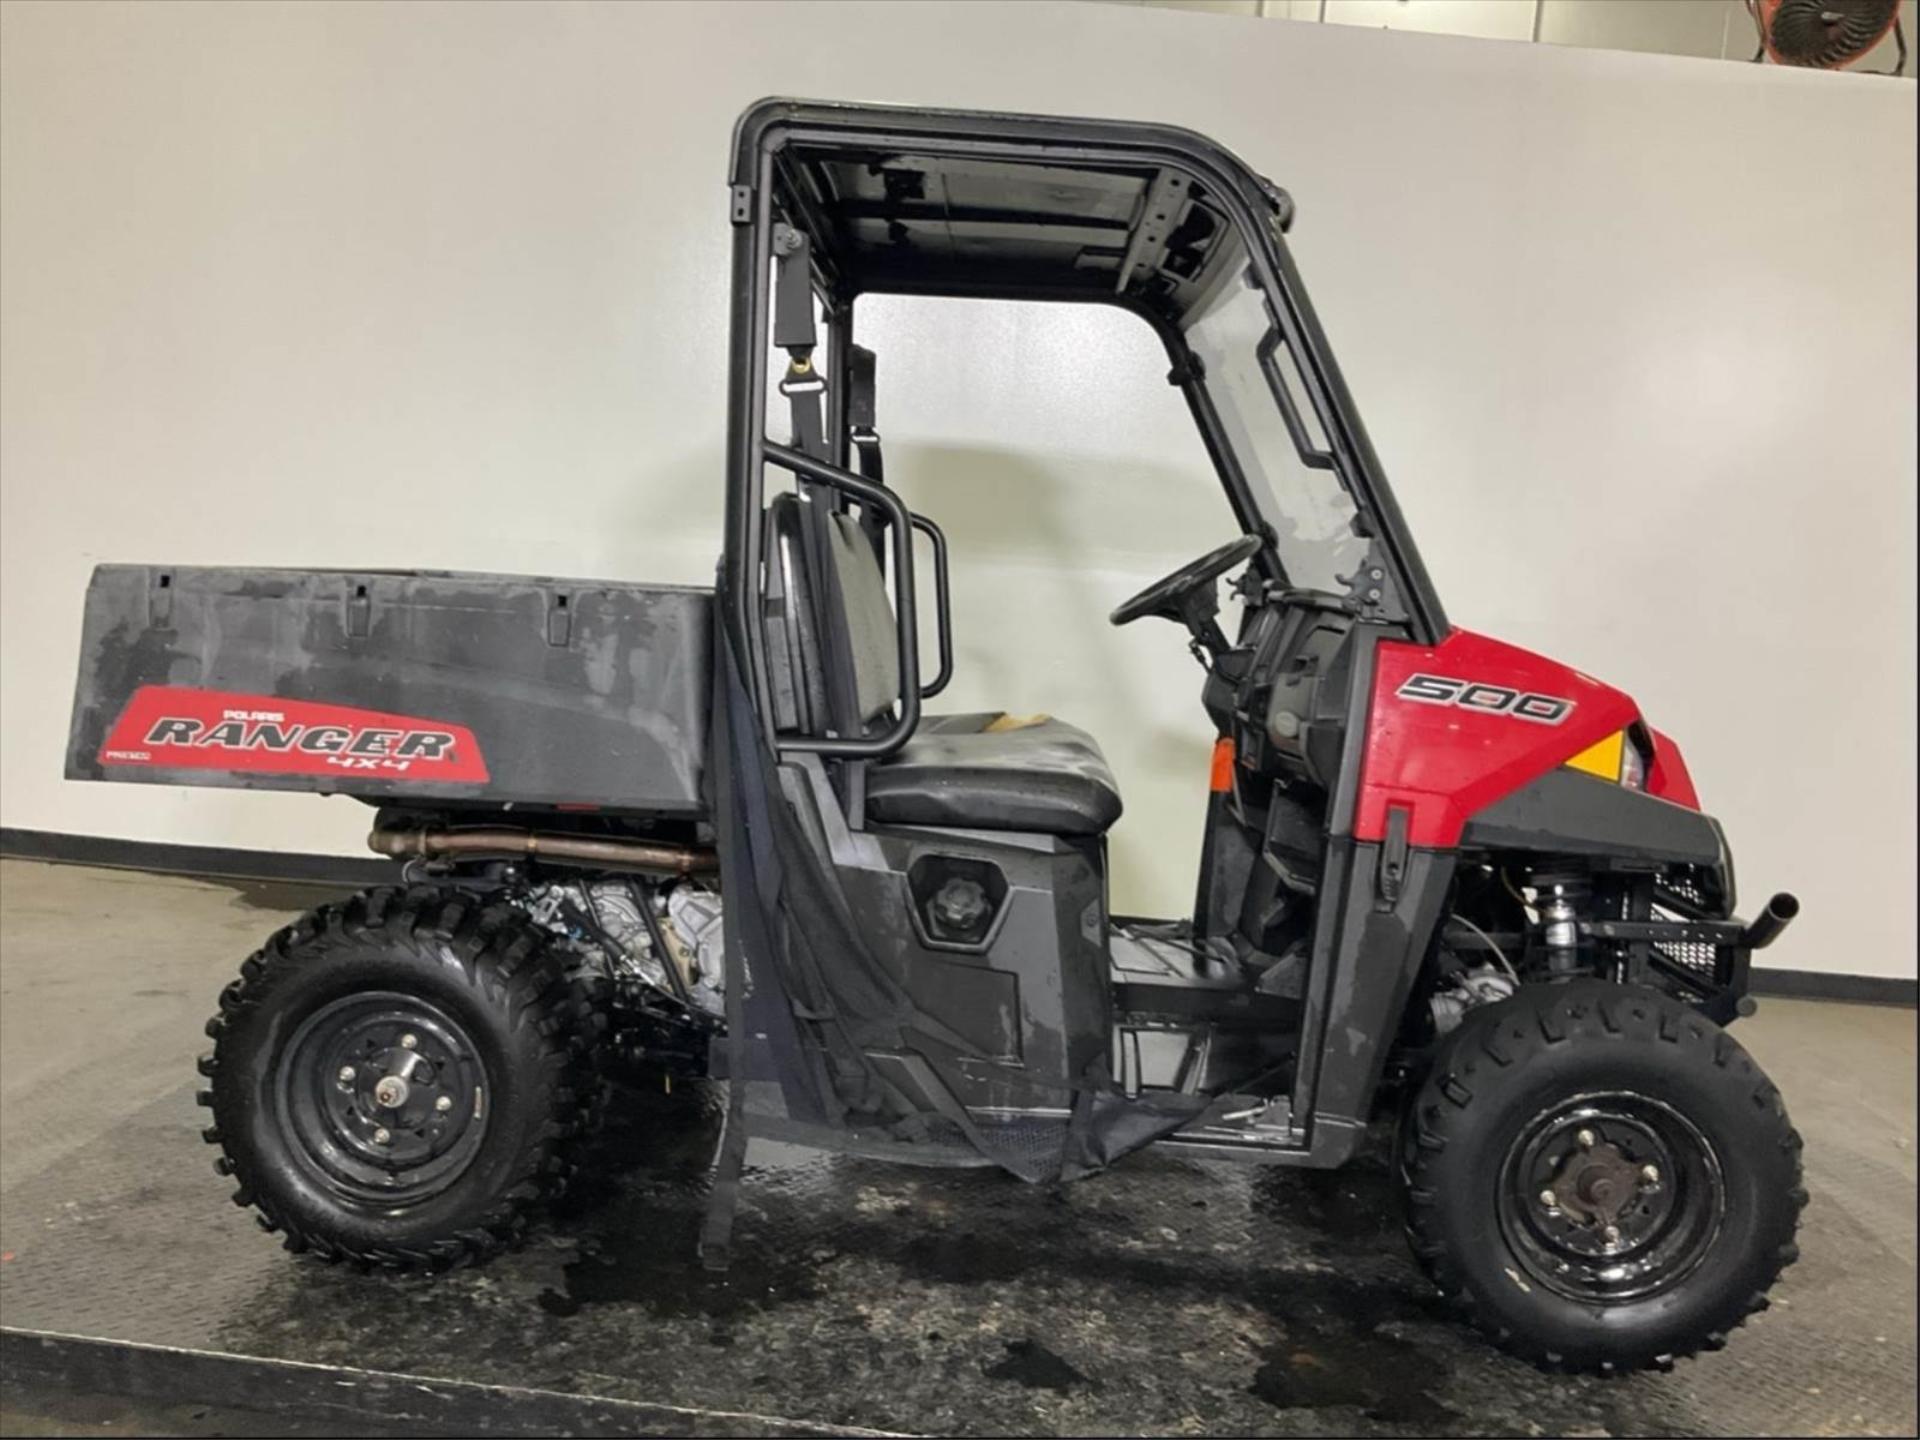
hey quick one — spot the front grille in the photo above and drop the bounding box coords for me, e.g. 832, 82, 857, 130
1654, 861, 1729, 919
1643, 866, 1745, 1018
1661, 875, 1706, 908
1653, 940, 1719, 980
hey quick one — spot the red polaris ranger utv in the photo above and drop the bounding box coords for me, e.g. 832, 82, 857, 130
66, 99, 1805, 1373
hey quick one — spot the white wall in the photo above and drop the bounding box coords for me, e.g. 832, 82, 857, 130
1102, 0, 1920, 74
1323, 0, 1536, 41
2, 1, 1912, 976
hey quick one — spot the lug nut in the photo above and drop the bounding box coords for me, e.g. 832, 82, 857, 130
337, 1066, 356, 1083
372, 1127, 391, 1145
1539, 1189, 1558, 1208
400, 1033, 418, 1050
435, 1095, 453, 1113
1641, 1164, 1660, 1186
1576, 1128, 1597, 1149
1603, 1224, 1621, 1244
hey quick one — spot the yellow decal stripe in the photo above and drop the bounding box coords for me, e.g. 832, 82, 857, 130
1565, 730, 1625, 782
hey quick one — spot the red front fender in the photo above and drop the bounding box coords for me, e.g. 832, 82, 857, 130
1644, 727, 1700, 810
1355, 629, 1644, 847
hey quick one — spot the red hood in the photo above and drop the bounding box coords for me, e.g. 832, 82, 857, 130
1355, 628, 1694, 848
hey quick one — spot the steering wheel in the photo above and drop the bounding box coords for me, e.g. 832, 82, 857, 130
1109, 533, 1264, 629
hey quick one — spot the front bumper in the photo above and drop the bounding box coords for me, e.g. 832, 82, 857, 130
1582, 892, 1800, 1024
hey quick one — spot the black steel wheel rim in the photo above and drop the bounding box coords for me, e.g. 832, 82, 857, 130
1497, 1090, 1724, 1303
276, 991, 490, 1207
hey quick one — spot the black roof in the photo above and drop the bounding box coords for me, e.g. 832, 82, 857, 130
734, 98, 1293, 326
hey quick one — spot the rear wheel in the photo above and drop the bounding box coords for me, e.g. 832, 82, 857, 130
1402, 980, 1804, 1372
198, 886, 607, 1270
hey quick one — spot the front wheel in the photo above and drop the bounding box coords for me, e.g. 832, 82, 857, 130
1401, 981, 1804, 1373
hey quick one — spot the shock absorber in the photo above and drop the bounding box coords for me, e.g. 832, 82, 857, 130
1534, 873, 1591, 979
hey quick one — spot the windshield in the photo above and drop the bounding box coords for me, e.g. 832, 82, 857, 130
1183, 260, 1370, 595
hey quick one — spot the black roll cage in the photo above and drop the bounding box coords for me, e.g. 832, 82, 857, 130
721, 98, 1448, 756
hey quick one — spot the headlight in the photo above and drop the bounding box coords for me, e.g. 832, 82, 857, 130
1566, 728, 1648, 789
1619, 732, 1647, 790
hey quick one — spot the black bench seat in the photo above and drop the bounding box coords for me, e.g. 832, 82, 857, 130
865, 712, 1123, 836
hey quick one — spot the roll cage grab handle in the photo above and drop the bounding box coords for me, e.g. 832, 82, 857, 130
910, 511, 955, 701
763, 441, 950, 759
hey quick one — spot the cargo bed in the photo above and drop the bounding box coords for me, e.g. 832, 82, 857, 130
66, 565, 712, 814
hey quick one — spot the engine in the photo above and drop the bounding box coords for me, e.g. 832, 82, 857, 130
520, 877, 726, 1022
1428, 961, 1516, 1035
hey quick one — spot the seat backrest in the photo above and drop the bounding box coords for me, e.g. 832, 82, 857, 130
764, 493, 828, 735
820, 508, 901, 726
764, 492, 901, 739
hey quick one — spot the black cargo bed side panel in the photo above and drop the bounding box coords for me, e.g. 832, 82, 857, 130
66, 566, 713, 815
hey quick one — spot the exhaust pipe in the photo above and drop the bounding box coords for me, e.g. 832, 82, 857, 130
1742, 892, 1800, 951
369, 824, 717, 877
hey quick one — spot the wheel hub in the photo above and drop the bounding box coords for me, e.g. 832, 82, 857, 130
1546, 1134, 1653, 1232
1499, 1092, 1725, 1302
373, 1074, 410, 1109
333, 1035, 466, 1163
278, 994, 490, 1204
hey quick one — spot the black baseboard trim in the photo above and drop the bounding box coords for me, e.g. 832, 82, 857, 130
0, 1328, 868, 1438
1748, 968, 1916, 1008
0, 826, 391, 888
5, 830, 1914, 1008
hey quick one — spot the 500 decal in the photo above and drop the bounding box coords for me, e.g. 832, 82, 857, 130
97, 686, 489, 782
1394, 673, 1574, 725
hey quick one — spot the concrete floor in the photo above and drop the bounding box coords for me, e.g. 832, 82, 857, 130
0, 858, 1913, 1437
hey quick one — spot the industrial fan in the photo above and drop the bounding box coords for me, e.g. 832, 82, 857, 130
1747, 0, 1908, 72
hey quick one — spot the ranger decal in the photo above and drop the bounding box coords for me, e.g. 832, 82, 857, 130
98, 687, 488, 782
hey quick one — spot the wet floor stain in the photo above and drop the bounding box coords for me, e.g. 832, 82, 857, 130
536, 1080, 832, 1324
1237, 1147, 1468, 1427
535, 1196, 828, 1323
1248, 1289, 1462, 1430
984, 1337, 1093, 1392
1252, 1159, 1401, 1244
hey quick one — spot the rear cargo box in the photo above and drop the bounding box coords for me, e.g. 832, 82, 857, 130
66, 566, 712, 814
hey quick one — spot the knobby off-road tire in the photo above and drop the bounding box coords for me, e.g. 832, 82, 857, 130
198, 886, 608, 1270
1402, 980, 1804, 1373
